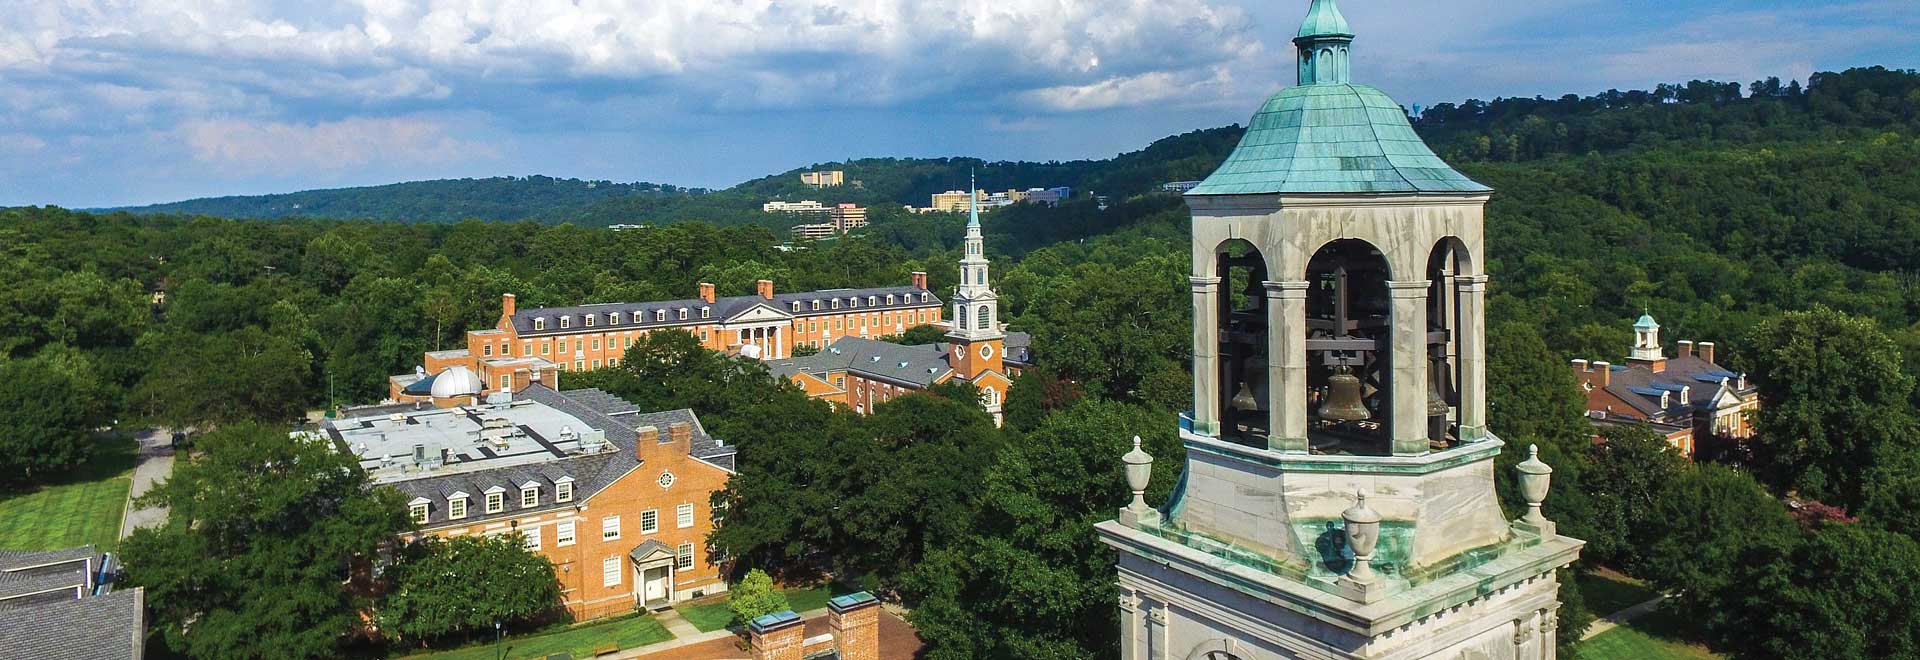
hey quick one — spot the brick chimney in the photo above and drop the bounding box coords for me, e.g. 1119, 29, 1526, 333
1698, 342, 1715, 363
1593, 361, 1611, 387
667, 421, 692, 447
501, 293, 516, 318
757, 279, 775, 300
749, 610, 805, 660
635, 425, 658, 459
698, 282, 716, 304
911, 271, 928, 290
828, 592, 881, 660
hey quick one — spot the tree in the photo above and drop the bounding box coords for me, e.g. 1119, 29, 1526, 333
380, 534, 561, 646
129, 327, 313, 427
1582, 423, 1691, 564
0, 350, 110, 487
1629, 464, 1799, 641
836, 385, 1005, 582
1731, 524, 1920, 660
729, 569, 790, 627
875, 325, 948, 346
120, 424, 412, 659
1745, 307, 1920, 511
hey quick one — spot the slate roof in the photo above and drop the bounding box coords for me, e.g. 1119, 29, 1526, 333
1600, 355, 1754, 421
507, 286, 940, 338
0, 587, 143, 660
1003, 332, 1034, 367
363, 385, 735, 529
1187, 83, 1490, 196
0, 546, 142, 660
769, 337, 957, 388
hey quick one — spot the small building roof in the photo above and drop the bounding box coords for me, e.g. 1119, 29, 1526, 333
1296, 0, 1352, 38
1187, 84, 1490, 196
1635, 314, 1660, 330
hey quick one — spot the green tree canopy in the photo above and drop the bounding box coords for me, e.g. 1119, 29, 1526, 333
379, 534, 561, 646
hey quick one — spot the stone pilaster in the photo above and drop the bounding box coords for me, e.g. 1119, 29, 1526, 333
1266, 280, 1310, 452
1191, 276, 1223, 436
1119, 589, 1141, 660
1388, 280, 1432, 455
1455, 275, 1488, 440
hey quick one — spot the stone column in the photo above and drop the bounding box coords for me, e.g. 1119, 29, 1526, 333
1146, 602, 1170, 660
1456, 275, 1488, 440
1265, 280, 1310, 452
1541, 608, 1560, 660
1118, 589, 1141, 660
1191, 277, 1223, 436
774, 325, 784, 359
1388, 280, 1432, 455
1512, 614, 1538, 660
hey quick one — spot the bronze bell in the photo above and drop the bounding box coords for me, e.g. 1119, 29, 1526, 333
1320, 365, 1370, 422
1231, 382, 1261, 412
1427, 360, 1452, 416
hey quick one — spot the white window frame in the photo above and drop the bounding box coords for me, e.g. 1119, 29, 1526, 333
448, 496, 469, 520
677, 503, 694, 529
585, 315, 595, 327
556, 479, 574, 502
560, 317, 571, 329
632, 311, 644, 323
409, 502, 429, 523
521, 486, 539, 508
701, 307, 711, 319
534, 318, 546, 330
523, 527, 541, 550
603, 556, 621, 587
678, 308, 689, 320
485, 490, 504, 514
812, 300, 821, 311
602, 515, 621, 541
556, 520, 576, 546
640, 509, 659, 534
676, 542, 694, 570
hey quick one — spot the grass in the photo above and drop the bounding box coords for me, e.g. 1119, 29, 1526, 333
0, 435, 138, 552
679, 584, 836, 633
399, 613, 673, 660
1576, 569, 1660, 616
1578, 620, 1724, 660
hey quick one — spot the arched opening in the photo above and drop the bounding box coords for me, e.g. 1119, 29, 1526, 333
1305, 239, 1391, 455
1425, 238, 1472, 448
1215, 239, 1270, 447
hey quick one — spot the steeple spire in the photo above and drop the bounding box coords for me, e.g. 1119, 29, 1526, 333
967, 169, 981, 229
1295, 0, 1354, 85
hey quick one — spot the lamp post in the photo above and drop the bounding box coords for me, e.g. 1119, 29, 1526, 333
493, 620, 503, 660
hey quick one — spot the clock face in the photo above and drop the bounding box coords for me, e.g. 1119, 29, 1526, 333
980, 344, 994, 359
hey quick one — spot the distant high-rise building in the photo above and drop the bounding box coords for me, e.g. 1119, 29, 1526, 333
929, 189, 985, 213
800, 170, 845, 187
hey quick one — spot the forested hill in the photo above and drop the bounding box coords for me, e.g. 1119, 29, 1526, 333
101, 176, 703, 223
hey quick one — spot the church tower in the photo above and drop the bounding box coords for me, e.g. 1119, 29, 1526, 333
947, 171, 1005, 381
1096, 2, 1582, 659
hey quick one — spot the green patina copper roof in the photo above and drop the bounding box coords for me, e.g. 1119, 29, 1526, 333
1187, 83, 1491, 196
1635, 314, 1660, 330
1296, 0, 1352, 38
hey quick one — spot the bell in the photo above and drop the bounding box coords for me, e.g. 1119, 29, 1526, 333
1320, 365, 1370, 422
1427, 363, 1452, 416
1231, 382, 1261, 412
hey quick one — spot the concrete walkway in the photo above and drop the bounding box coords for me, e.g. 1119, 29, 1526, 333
1582, 594, 1668, 640
119, 429, 176, 539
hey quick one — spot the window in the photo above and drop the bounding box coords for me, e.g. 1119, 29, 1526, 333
701, 307, 711, 319
585, 315, 595, 327
603, 556, 621, 587
541, 342, 551, 355
521, 486, 538, 508
556, 480, 574, 502
656, 310, 666, 322
602, 515, 621, 540
657, 471, 677, 489
641, 509, 659, 534
559, 341, 568, 353
738, 330, 749, 343
483, 344, 492, 356
676, 543, 694, 570
486, 492, 504, 514
792, 302, 801, 312
921, 293, 929, 302
522, 342, 532, 356
592, 359, 601, 369
608, 312, 619, 325
867, 296, 876, 306
410, 503, 429, 523
560, 317, 571, 329
850, 297, 859, 308
592, 339, 601, 350
887, 294, 895, 304
534, 318, 546, 330
958, 307, 968, 330
677, 503, 695, 529
678, 308, 689, 320
500, 375, 510, 389
449, 496, 468, 519
976, 306, 989, 329
574, 360, 583, 371
556, 520, 576, 546
832, 299, 840, 309
523, 527, 541, 550
812, 301, 821, 311
633, 311, 644, 323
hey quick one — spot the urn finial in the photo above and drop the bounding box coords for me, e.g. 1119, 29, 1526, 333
1515, 444, 1556, 534
1120, 436, 1160, 526
1341, 490, 1382, 584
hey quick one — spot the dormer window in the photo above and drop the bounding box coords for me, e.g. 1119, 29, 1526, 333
832, 299, 840, 310
868, 296, 877, 306
556, 478, 575, 502
608, 313, 619, 325
560, 317, 571, 329
656, 310, 667, 322
409, 500, 430, 523
887, 294, 896, 305
850, 298, 859, 308
521, 484, 539, 508
534, 318, 547, 331
792, 302, 802, 312
485, 488, 505, 514
920, 293, 929, 303
678, 308, 689, 320
812, 300, 821, 311
701, 307, 711, 319
632, 311, 644, 323
449, 494, 469, 519
585, 315, 595, 327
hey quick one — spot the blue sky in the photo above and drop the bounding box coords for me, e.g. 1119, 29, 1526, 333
2, 0, 1914, 208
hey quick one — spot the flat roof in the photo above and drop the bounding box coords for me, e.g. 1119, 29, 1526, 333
318, 397, 613, 485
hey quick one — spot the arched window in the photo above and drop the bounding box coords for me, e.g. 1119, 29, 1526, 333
982, 387, 999, 406
976, 270, 985, 285
958, 306, 969, 330
976, 306, 990, 329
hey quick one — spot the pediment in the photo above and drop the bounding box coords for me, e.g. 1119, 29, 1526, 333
725, 304, 794, 324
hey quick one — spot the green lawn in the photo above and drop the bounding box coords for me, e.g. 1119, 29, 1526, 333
1576, 570, 1659, 616
0, 435, 137, 552
1578, 621, 1723, 660
679, 584, 836, 633
399, 614, 673, 660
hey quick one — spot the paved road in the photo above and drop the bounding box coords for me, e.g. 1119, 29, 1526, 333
119, 429, 176, 538
1582, 594, 1668, 640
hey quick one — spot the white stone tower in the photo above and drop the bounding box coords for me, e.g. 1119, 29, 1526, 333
1096, 1, 1582, 658
947, 171, 1006, 383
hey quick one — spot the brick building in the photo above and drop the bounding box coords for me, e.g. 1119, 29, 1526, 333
321, 385, 736, 620
1572, 314, 1760, 456
769, 175, 1028, 425
747, 592, 881, 660
390, 276, 943, 407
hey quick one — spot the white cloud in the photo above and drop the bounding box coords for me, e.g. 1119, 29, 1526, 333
177, 116, 493, 174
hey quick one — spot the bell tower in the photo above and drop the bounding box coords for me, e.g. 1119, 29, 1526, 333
1097, 1, 1582, 659
947, 171, 1005, 380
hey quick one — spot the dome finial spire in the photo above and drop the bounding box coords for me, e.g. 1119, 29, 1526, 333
1294, 0, 1355, 85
